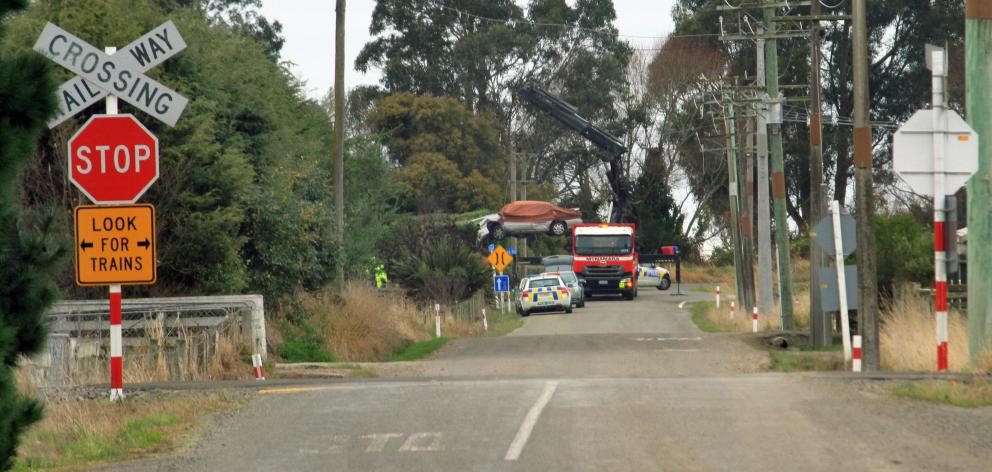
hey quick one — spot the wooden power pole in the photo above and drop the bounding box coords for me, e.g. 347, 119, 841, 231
851, 0, 880, 370
808, 0, 831, 346
333, 0, 346, 287
966, 0, 992, 362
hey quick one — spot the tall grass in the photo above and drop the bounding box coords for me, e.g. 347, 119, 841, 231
880, 292, 971, 372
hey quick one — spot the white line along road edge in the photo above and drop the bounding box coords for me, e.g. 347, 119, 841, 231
504, 380, 559, 461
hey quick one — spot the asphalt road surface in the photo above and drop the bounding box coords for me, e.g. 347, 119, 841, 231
105, 287, 992, 471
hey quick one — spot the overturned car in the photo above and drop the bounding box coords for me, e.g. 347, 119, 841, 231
477, 200, 583, 243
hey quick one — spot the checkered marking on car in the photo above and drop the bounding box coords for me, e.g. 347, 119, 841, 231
531, 287, 561, 302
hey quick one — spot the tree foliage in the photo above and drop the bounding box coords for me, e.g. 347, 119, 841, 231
0, 0, 65, 468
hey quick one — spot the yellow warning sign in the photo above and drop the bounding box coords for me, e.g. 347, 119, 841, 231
74, 204, 156, 286
487, 245, 513, 274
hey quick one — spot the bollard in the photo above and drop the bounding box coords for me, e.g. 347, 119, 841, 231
482, 308, 489, 332
729, 301, 736, 319
852, 335, 862, 372
752, 306, 759, 333
252, 353, 266, 381
435, 304, 442, 338
716, 285, 721, 309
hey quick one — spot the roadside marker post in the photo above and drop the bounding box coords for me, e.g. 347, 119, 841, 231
752, 306, 759, 333
852, 335, 863, 372
435, 304, 442, 338
109, 284, 123, 400
482, 308, 489, 333
729, 301, 736, 319
931, 50, 950, 372
716, 285, 721, 308
252, 354, 266, 381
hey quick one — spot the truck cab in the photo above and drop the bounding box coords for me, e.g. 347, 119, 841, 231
571, 223, 637, 300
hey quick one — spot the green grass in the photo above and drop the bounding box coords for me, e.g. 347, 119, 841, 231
797, 343, 843, 352
279, 332, 338, 362
689, 286, 713, 294
768, 351, 844, 372
689, 301, 720, 333
388, 337, 453, 362
14, 392, 241, 471
890, 380, 992, 408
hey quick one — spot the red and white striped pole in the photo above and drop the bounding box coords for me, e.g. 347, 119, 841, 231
931, 49, 949, 372
715, 285, 721, 309
729, 301, 736, 319
852, 335, 863, 372
252, 354, 266, 380
109, 284, 123, 401
752, 306, 759, 333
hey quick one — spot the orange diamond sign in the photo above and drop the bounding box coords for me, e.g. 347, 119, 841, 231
487, 245, 513, 274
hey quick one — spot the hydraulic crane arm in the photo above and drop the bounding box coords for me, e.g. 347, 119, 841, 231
515, 82, 630, 222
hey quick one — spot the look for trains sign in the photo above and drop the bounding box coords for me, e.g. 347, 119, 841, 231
75, 205, 157, 286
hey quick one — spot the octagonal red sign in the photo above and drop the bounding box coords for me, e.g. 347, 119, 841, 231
68, 114, 159, 204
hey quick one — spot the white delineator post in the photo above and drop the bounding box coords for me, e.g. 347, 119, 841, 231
831, 200, 853, 362
482, 308, 489, 333
752, 306, 759, 333
729, 301, 736, 319
435, 303, 442, 338
716, 285, 721, 309
105, 46, 124, 402
852, 335, 863, 372
931, 49, 950, 372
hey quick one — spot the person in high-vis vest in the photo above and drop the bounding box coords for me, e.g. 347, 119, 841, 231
374, 263, 388, 288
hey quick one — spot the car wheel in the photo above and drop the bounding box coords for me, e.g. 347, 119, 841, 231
520, 310, 530, 317
657, 275, 671, 291
489, 222, 505, 241
577, 299, 585, 308
549, 220, 567, 236
565, 306, 573, 314
623, 290, 634, 301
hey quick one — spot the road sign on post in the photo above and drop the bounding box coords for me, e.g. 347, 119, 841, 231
487, 245, 513, 274
810, 208, 855, 256
68, 115, 159, 204
894, 109, 978, 196
75, 204, 156, 286
494, 275, 510, 293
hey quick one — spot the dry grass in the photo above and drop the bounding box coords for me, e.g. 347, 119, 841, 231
14, 392, 243, 471
694, 291, 810, 333
880, 292, 970, 372
275, 283, 493, 362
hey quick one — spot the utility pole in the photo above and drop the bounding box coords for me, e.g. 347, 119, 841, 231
966, 0, 992, 363
764, 3, 795, 330
333, 0, 346, 287
755, 33, 775, 319
851, 0, 880, 371
808, 0, 831, 346
723, 96, 745, 305
739, 109, 756, 311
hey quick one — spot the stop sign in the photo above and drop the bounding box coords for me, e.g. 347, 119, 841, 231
68, 114, 159, 204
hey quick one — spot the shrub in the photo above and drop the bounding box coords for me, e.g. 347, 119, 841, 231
875, 213, 932, 294
390, 236, 488, 304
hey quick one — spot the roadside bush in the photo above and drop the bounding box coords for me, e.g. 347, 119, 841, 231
875, 213, 932, 295
390, 236, 488, 304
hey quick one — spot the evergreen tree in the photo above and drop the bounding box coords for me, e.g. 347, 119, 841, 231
0, 0, 63, 468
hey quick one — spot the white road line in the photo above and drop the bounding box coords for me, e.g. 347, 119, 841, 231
678, 301, 688, 309
504, 380, 559, 461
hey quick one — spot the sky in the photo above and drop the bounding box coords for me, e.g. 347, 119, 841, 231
259, 0, 678, 99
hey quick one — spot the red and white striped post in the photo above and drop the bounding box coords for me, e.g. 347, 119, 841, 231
852, 335, 863, 372
252, 354, 266, 380
715, 285, 721, 309
109, 284, 123, 400
752, 306, 759, 333
729, 301, 736, 319
931, 49, 950, 372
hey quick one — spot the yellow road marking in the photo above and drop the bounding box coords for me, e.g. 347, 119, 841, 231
258, 385, 355, 395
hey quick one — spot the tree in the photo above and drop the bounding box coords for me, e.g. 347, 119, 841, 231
0, 1, 66, 468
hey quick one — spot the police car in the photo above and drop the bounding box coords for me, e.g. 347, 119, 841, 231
516, 274, 573, 316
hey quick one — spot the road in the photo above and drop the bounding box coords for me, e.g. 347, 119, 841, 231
104, 287, 992, 471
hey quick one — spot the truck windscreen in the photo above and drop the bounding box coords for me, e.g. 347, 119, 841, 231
575, 235, 632, 256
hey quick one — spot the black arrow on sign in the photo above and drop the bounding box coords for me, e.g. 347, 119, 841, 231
137, 238, 151, 249
80, 240, 93, 251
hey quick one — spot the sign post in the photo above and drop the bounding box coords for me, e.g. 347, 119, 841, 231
830, 201, 853, 363
894, 47, 979, 371
37, 23, 187, 400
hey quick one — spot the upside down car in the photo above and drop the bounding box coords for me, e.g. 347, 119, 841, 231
477, 200, 583, 243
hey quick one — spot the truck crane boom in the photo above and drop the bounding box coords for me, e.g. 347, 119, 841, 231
515, 82, 630, 223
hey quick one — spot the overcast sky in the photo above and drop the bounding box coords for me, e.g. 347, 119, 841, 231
259, 0, 678, 99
